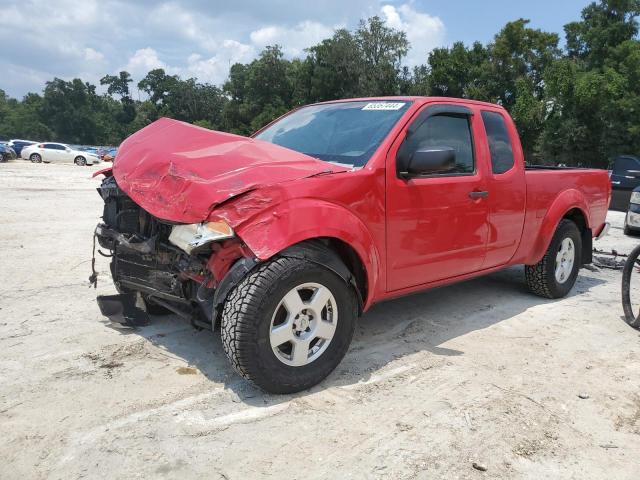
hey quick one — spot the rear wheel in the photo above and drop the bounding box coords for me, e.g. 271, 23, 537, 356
525, 219, 582, 299
221, 256, 358, 393
30, 153, 41, 163
74, 156, 86, 166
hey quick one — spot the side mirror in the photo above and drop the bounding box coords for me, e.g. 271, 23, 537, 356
403, 147, 456, 177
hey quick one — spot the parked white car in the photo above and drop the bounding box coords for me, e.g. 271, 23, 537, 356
21, 142, 101, 166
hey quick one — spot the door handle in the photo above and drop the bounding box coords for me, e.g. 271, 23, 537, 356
468, 191, 489, 199
611, 181, 621, 185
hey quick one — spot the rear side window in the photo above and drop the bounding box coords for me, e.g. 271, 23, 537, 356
614, 156, 640, 174
44, 143, 64, 150
404, 114, 475, 174
482, 111, 514, 174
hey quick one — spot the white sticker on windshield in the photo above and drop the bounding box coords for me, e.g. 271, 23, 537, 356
362, 102, 406, 111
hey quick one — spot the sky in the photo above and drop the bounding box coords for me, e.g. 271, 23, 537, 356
0, 0, 590, 99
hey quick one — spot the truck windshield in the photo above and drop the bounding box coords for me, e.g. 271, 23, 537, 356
255, 101, 412, 168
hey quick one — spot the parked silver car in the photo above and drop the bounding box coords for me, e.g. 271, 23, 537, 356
21, 142, 101, 165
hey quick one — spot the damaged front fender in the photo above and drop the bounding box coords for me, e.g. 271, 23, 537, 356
213, 194, 380, 309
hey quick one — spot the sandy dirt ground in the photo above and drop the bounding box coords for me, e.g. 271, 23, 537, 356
1, 160, 639, 479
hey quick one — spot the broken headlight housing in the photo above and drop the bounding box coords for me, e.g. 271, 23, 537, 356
168, 220, 234, 254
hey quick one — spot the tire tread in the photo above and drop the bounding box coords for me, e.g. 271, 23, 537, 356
221, 256, 356, 392
525, 219, 581, 299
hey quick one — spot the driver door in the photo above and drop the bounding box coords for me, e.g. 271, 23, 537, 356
386, 103, 490, 292
41, 144, 60, 162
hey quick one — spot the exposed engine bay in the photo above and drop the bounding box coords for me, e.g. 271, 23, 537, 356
91, 175, 253, 328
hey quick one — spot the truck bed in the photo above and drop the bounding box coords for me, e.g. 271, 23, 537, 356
513, 168, 611, 264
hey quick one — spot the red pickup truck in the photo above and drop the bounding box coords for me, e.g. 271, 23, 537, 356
93, 97, 611, 393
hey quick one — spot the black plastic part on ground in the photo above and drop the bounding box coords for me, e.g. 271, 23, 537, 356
96, 293, 150, 327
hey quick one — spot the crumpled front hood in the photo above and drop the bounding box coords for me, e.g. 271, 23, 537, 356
112, 118, 346, 223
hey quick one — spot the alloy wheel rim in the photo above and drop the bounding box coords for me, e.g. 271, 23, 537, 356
555, 238, 575, 284
269, 282, 338, 367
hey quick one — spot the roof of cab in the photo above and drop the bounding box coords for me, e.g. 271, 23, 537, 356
313, 96, 505, 110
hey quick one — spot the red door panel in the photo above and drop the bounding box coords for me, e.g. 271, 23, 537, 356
385, 103, 490, 292
479, 110, 526, 268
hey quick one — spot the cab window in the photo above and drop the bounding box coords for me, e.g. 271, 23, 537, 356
401, 114, 475, 175
481, 111, 515, 174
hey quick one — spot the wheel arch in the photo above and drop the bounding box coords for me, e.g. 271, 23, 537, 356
527, 189, 591, 265
232, 199, 380, 309
279, 238, 368, 314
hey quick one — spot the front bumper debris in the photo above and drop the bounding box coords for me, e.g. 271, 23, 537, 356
92, 175, 213, 328
91, 175, 255, 330
96, 293, 150, 327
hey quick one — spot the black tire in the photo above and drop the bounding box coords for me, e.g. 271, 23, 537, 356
221, 256, 358, 393
30, 153, 41, 163
525, 219, 582, 299
621, 244, 640, 329
623, 222, 640, 237
75, 156, 86, 166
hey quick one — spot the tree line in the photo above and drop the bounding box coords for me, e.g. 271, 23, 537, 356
1, 0, 639, 168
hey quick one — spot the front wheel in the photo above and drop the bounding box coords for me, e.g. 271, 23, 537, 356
525, 219, 582, 299
74, 156, 86, 166
221, 256, 358, 393
30, 153, 42, 163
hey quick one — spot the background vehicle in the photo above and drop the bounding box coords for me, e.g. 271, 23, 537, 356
623, 185, 640, 235
22, 142, 101, 165
8, 139, 37, 157
100, 147, 118, 162
610, 155, 640, 211
94, 97, 611, 394
0, 143, 17, 162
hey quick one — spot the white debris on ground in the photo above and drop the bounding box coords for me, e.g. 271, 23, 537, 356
1, 161, 639, 479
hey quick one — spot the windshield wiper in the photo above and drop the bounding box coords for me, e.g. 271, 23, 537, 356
305, 169, 343, 178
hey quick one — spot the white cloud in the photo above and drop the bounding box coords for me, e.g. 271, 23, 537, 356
381, 3, 446, 66
250, 21, 336, 57
84, 48, 105, 63
149, 2, 219, 52
0, 0, 447, 97
125, 48, 167, 77
180, 41, 255, 84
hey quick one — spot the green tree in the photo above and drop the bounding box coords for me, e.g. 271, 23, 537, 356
355, 16, 409, 95
222, 46, 294, 134
100, 71, 133, 98
542, 0, 640, 167
304, 29, 363, 101
425, 41, 490, 98
41, 78, 102, 144
566, 0, 640, 67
